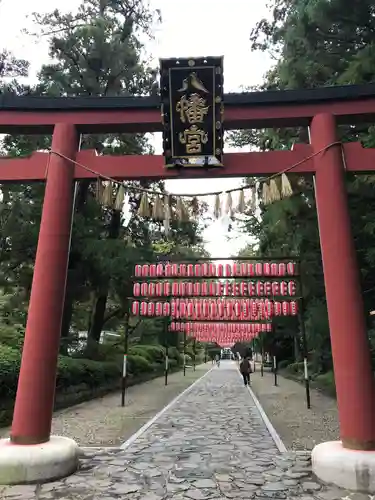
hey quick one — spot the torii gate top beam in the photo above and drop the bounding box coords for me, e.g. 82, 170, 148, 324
1, 83, 375, 134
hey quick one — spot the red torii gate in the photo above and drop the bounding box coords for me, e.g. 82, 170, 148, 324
1, 84, 375, 489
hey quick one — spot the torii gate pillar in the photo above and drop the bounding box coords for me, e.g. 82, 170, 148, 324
0, 123, 80, 484
310, 113, 375, 491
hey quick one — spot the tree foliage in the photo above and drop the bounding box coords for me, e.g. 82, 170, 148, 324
234, 0, 375, 375
0, 0, 207, 361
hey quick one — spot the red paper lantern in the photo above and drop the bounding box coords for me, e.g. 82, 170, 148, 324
202, 263, 209, 276
155, 282, 163, 296
288, 281, 296, 296
287, 261, 296, 276
274, 301, 282, 316
256, 281, 263, 297
193, 283, 200, 296
225, 264, 232, 277
187, 264, 194, 277
142, 264, 149, 277
147, 302, 155, 316
270, 262, 278, 276
217, 264, 224, 277
278, 262, 286, 276
290, 301, 298, 316
141, 283, 148, 296
187, 302, 194, 318
163, 282, 170, 296
201, 281, 208, 296
171, 300, 177, 318
255, 262, 262, 276
171, 264, 178, 277
282, 301, 290, 316
266, 324, 272, 332
156, 263, 163, 277
179, 264, 187, 276
155, 302, 163, 316
133, 283, 141, 297
163, 302, 170, 316
179, 282, 186, 296
140, 302, 148, 315
194, 264, 201, 277
148, 283, 155, 296
180, 301, 187, 317
265, 300, 273, 319
132, 301, 140, 316
172, 282, 179, 296
135, 265, 142, 277
165, 264, 172, 277
203, 300, 209, 318
170, 322, 176, 331
280, 281, 288, 296
186, 282, 193, 296
149, 264, 157, 277
209, 263, 216, 277
263, 262, 271, 276
234, 301, 241, 317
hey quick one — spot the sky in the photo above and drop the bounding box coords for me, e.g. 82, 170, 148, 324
0, 0, 273, 257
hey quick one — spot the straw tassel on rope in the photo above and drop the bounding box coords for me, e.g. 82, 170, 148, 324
225, 192, 233, 217
191, 197, 199, 217
164, 195, 171, 235
96, 178, 105, 204
176, 197, 190, 223
114, 185, 126, 211
281, 173, 293, 198
237, 190, 246, 213
152, 196, 164, 221
214, 194, 221, 219
269, 179, 281, 202
250, 186, 257, 211
102, 181, 114, 208
262, 183, 271, 205
138, 192, 150, 217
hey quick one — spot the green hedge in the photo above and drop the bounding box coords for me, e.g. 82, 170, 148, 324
0, 342, 185, 427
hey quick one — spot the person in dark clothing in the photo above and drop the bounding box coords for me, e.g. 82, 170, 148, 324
240, 356, 252, 386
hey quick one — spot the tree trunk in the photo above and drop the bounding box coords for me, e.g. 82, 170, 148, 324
60, 181, 91, 349
87, 210, 121, 346
87, 287, 109, 343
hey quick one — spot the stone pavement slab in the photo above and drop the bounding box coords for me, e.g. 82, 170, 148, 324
0, 361, 361, 499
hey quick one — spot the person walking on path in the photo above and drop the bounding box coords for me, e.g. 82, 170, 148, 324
215, 354, 220, 367
240, 355, 252, 386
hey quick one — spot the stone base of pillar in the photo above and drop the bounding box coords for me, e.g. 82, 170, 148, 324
0, 436, 79, 485
312, 440, 375, 492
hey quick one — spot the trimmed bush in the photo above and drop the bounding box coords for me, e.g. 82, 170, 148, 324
0, 340, 186, 426
127, 354, 151, 375
129, 344, 165, 363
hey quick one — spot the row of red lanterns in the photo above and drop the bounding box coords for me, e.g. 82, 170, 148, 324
134, 261, 297, 278
131, 299, 298, 319
170, 322, 272, 334
187, 332, 259, 342
133, 280, 297, 298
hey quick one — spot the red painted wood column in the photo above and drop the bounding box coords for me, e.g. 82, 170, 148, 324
10, 123, 78, 445
311, 113, 375, 450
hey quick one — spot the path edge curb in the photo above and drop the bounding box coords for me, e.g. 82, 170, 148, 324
120, 366, 214, 450
235, 364, 287, 453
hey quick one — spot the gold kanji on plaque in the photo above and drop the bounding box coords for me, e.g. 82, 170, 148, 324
179, 125, 208, 154
176, 94, 209, 125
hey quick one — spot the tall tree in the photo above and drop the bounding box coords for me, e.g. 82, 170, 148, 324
234, 0, 375, 371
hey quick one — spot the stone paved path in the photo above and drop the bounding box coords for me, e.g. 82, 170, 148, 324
0, 361, 361, 499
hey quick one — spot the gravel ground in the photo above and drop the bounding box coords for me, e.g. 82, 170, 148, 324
250, 367, 339, 450
0, 364, 210, 447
